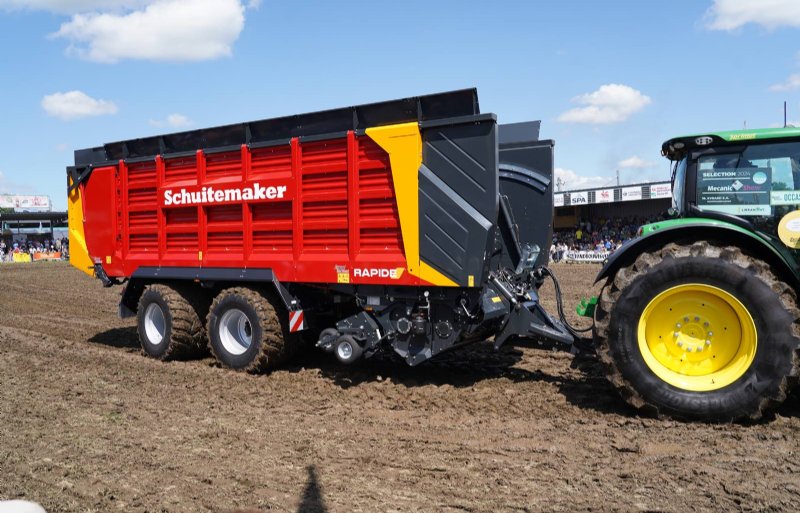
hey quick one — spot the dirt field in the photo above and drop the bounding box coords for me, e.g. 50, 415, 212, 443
1, 262, 798, 513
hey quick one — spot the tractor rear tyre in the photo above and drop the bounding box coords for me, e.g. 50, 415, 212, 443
207, 287, 295, 373
137, 283, 208, 360
595, 241, 800, 421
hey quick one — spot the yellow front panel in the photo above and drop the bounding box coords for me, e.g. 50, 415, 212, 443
67, 181, 95, 277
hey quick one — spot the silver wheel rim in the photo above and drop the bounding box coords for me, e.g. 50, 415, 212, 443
337, 340, 353, 360
144, 303, 166, 346
219, 308, 253, 356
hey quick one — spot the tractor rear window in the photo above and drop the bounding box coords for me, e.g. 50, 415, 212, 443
695, 141, 800, 217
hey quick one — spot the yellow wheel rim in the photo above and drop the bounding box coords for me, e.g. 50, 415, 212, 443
637, 284, 757, 392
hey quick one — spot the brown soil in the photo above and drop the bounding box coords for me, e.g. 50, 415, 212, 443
1, 262, 798, 513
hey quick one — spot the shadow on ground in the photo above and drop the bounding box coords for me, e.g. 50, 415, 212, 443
297, 465, 328, 513
288, 339, 640, 417
229, 465, 328, 513
87, 326, 139, 349
291, 342, 545, 385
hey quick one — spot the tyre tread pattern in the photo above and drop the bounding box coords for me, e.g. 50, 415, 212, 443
138, 283, 207, 360
594, 241, 800, 421
207, 287, 290, 373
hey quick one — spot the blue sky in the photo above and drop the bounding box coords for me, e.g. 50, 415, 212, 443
1, 0, 800, 210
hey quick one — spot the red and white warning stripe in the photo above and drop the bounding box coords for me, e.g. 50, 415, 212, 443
289, 310, 305, 332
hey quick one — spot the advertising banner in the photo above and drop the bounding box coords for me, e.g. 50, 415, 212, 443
564, 250, 609, 263
569, 191, 588, 205
697, 167, 771, 216
650, 183, 672, 199
621, 186, 643, 201
553, 181, 673, 207
595, 189, 614, 203
33, 252, 62, 261
0, 195, 51, 209
12, 253, 32, 263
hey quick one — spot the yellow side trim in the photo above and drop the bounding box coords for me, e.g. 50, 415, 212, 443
366, 122, 460, 287
68, 180, 95, 277
366, 122, 423, 276
419, 261, 458, 287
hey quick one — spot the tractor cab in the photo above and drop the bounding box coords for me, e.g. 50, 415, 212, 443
661, 127, 800, 249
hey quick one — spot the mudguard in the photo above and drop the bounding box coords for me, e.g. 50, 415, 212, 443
595, 218, 800, 288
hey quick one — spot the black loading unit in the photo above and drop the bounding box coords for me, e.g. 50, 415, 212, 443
321, 117, 573, 366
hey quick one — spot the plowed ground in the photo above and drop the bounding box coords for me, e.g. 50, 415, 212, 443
1, 262, 798, 513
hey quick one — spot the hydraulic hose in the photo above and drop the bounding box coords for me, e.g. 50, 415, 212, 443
539, 266, 594, 338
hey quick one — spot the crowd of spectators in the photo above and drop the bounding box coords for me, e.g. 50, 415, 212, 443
1, 218, 657, 263
0, 237, 68, 262
550, 215, 661, 261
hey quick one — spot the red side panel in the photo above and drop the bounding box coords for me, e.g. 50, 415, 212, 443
123, 159, 159, 265
95, 132, 414, 286
356, 135, 404, 258
81, 166, 118, 269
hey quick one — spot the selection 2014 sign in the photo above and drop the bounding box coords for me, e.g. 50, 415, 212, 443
698, 167, 771, 216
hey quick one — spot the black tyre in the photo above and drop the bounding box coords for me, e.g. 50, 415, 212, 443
333, 334, 363, 364
207, 287, 295, 372
136, 283, 208, 360
317, 328, 340, 353
595, 241, 800, 421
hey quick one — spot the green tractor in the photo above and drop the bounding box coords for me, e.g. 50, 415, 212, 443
593, 127, 800, 421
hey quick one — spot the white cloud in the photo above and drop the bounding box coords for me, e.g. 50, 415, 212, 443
149, 113, 192, 128
705, 0, 800, 31
770, 73, 800, 92
554, 167, 612, 191
618, 156, 656, 169
41, 90, 118, 120
557, 84, 651, 125
54, 143, 69, 151
51, 0, 246, 63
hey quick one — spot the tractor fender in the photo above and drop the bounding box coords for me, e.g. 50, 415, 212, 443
595, 218, 800, 289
